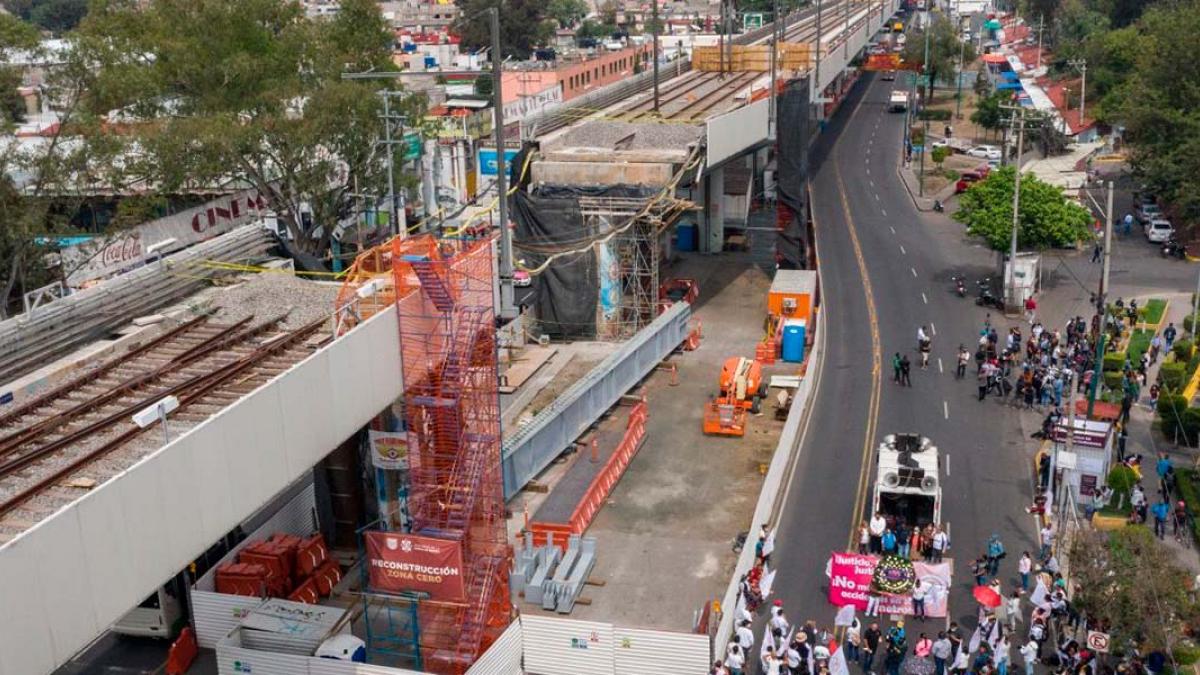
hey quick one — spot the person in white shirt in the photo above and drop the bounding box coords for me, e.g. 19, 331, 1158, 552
736, 620, 754, 651
869, 512, 887, 553
770, 609, 790, 637
1039, 524, 1054, 561
951, 644, 970, 675
1017, 552, 1032, 591
1019, 639, 1038, 675
1005, 591, 1021, 632
931, 527, 949, 562
725, 642, 746, 675
912, 579, 928, 619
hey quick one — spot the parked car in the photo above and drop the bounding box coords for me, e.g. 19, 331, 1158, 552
965, 145, 1002, 161
1137, 202, 1163, 224
955, 171, 985, 193
1145, 218, 1175, 243
882, 70, 896, 81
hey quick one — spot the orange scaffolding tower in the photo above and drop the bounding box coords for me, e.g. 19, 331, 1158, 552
391, 235, 512, 673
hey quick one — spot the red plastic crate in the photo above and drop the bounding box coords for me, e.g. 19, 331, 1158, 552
215, 563, 270, 597
287, 577, 320, 604
295, 534, 329, 578
312, 560, 342, 597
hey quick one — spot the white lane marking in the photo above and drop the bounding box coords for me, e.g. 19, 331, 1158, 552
911, 267, 918, 277
943, 400, 950, 419
875, 194, 881, 201
882, 208, 888, 217
938, 358, 944, 373
870, 180, 876, 188
930, 323, 937, 335
889, 226, 896, 234
946, 452, 951, 475
922, 292, 928, 304
900, 245, 906, 255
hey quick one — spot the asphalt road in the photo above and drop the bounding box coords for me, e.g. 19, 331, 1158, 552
766, 73, 1039, 642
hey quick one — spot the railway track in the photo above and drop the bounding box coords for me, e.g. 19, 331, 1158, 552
589, 0, 860, 123
0, 316, 330, 535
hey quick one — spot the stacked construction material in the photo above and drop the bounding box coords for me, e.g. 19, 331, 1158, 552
214, 532, 340, 604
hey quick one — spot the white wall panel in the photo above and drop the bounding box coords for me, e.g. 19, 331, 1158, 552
706, 98, 769, 167
353, 664, 423, 675
28, 509, 96, 666
365, 309, 402, 407
522, 615, 614, 675
0, 309, 407, 675
279, 351, 337, 471
154, 433, 202, 564
75, 476, 139, 625
188, 421, 237, 546
0, 532, 54, 675
467, 620, 523, 675
612, 627, 710, 675
117, 453, 173, 586
216, 395, 272, 520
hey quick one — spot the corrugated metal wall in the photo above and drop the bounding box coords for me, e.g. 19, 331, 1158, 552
522, 615, 614, 675
466, 620, 522, 675
612, 626, 710, 675
191, 592, 261, 649
192, 482, 318, 648
217, 641, 313, 675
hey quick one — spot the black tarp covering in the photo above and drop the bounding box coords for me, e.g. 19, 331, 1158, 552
509, 147, 658, 337
775, 78, 811, 269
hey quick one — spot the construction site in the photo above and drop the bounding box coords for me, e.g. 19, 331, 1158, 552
0, 1, 900, 673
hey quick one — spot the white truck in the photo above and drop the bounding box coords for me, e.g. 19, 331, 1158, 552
888, 90, 909, 112
873, 433, 942, 527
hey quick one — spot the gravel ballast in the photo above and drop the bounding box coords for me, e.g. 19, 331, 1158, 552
547, 120, 703, 151
196, 273, 340, 329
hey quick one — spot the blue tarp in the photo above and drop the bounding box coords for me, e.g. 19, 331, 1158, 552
997, 81, 1023, 90
1000, 71, 1019, 80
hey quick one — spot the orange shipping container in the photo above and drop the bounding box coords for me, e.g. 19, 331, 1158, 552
767, 269, 817, 324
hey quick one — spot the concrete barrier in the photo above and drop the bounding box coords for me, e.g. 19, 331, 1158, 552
713, 305, 825, 652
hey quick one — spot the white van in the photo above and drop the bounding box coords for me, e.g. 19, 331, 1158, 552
112, 585, 185, 639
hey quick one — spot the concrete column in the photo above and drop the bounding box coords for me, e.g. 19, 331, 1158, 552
706, 166, 725, 253
692, 175, 707, 251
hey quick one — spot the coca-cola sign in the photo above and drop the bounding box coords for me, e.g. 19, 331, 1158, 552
63, 189, 266, 287
96, 233, 145, 269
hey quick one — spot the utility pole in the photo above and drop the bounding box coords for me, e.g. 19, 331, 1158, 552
1067, 59, 1088, 122
815, 0, 822, 113
1006, 107, 1026, 309
490, 7, 517, 320
918, 20, 932, 196
769, 0, 779, 138
378, 91, 407, 237
652, 0, 660, 112
1087, 181, 1114, 418
955, 24, 965, 119
1036, 14, 1044, 70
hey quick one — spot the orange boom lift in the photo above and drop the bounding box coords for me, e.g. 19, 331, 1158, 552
703, 357, 765, 436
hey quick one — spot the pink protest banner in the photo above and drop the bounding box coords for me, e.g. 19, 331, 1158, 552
827, 552, 952, 618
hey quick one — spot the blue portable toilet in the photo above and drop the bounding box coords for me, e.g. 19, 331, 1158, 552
677, 223, 697, 251
781, 319, 807, 362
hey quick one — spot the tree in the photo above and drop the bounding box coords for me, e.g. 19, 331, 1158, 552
1109, 0, 1200, 229
28, 0, 87, 32
931, 146, 950, 171
953, 166, 1093, 250
970, 91, 1007, 138
453, 0, 554, 59
1069, 527, 1200, 653
0, 16, 125, 316
75, 0, 410, 257
901, 15, 975, 100
546, 0, 587, 28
